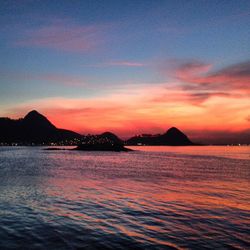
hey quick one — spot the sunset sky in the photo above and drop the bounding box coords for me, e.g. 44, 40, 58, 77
0, 0, 250, 143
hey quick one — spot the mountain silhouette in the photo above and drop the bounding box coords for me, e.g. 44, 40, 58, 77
0, 110, 80, 144
126, 127, 194, 146
23, 110, 56, 130
0, 111, 195, 146
158, 127, 193, 145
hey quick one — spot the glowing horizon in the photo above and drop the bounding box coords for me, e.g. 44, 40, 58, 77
0, 1, 249, 144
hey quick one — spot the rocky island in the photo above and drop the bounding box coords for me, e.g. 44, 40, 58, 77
74, 132, 132, 152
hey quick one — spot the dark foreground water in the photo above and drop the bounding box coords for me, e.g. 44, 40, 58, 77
0, 146, 249, 249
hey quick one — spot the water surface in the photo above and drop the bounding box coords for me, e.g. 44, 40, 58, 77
0, 146, 249, 249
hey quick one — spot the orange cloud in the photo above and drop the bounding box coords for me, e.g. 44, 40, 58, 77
3, 77, 250, 140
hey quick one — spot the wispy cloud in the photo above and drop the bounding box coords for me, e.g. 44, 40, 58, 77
172, 60, 212, 82
104, 61, 146, 67
87, 60, 147, 68
173, 60, 250, 90
163, 60, 250, 103
14, 20, 107, 52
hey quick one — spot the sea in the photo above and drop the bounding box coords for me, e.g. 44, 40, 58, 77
0, 146, 249, 249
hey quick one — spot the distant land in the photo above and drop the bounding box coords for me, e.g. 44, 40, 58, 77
126, 127, 194, 146
1, 110, 247, 146
0, 110, 196, 146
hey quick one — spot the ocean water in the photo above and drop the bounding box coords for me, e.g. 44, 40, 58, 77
0, 146, 249, 249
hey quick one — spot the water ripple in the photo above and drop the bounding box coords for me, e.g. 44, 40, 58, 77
0, 146, 249, 249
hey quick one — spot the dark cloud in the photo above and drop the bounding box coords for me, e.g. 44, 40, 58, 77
214, 61, 250, 78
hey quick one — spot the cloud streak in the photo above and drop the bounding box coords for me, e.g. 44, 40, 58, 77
86, 60, 147, 68
14, 21, 107, 52
104, 61, 146, 67
173, 60, 250, 90
165, 60, 250, 103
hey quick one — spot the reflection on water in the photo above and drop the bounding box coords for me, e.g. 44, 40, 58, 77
0, 146, 249, 249
129, 145, 250, 160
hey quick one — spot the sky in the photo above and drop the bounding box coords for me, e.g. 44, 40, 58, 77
0, 0, 250, 143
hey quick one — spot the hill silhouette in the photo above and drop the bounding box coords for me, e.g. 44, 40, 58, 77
0, 111, 195, 146
126, 127, 194, 146
100, 132, 123, 145
75, 131, 131, 151
0, 110, 81, 144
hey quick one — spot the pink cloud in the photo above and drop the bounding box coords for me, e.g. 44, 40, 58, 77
161, 60, 250, 104
105, 61, 146, 67
173, 60, 250, 91
88, 61, 146, 68
174, 61, 212, 81
15, 21, 107, 52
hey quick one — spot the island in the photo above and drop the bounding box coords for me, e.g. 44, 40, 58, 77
126, 127, 195, 146
74, 132, 132, 152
